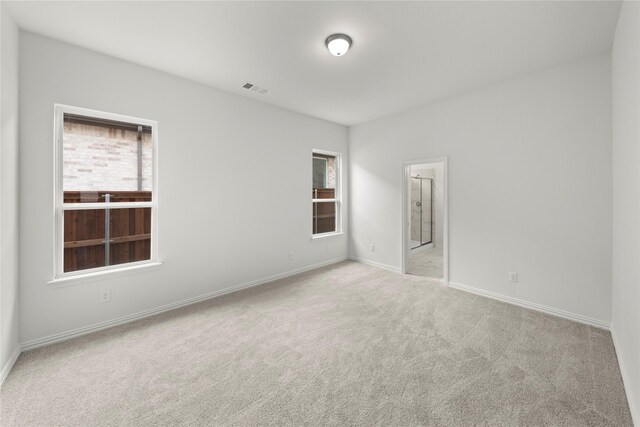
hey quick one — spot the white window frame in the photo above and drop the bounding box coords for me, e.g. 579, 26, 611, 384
312, 149, 341, 238
53, 104, 159, 279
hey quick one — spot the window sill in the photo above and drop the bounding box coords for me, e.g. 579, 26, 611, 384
311, 231, 344, 240
47, 261, 162, 287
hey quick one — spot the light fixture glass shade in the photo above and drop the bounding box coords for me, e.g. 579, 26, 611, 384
325, 34, 352, 56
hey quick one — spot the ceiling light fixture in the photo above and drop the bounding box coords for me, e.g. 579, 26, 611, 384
325, 33, 352, 57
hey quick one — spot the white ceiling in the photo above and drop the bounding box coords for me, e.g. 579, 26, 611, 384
5, 1, 622, 126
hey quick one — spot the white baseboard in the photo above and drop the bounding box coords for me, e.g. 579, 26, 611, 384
611, 326, 639, 427
448, 281, 611, 330
0, 346, 21, 386
21, 257, 348, 352
348, 257, 401, 274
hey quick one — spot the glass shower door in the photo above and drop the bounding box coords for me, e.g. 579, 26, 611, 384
410, 177, 433, 249
421, 178, 433, 245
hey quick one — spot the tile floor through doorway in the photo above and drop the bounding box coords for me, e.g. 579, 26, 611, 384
408, 247, 443, 279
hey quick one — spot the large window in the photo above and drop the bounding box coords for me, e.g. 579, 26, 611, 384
312, 150, 340, 236
54, 105, 158, 277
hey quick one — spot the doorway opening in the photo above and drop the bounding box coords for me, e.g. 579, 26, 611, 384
402, 158, 448, 283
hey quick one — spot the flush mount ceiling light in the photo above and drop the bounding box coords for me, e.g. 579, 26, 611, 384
325, 33, 352, 57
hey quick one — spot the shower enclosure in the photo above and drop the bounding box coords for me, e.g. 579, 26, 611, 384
410, 176, 433, 249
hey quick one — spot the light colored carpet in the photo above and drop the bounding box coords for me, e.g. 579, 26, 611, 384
408, 247, 443, 279
0, 261, 632, 426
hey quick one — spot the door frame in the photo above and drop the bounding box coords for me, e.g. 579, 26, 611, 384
401, 156, 449, 285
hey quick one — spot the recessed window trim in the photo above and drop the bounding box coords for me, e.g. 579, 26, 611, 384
53, 104, 159, 279
312, 149, 341, 237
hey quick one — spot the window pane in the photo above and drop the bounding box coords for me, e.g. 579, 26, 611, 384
312, 201, 336, 234
63, 114, 152, 202
312, 154, 336, 191
313, 157, 327, 189
64, 207, 151, 273
109, 207, 152, 266
63, 208, 106, 272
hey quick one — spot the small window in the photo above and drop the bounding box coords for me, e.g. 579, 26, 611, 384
312, 150, 340, 236
54, 105, 158, 277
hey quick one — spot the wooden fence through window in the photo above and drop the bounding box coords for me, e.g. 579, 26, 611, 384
63, 191, 151, 272
313, 188, 336, 234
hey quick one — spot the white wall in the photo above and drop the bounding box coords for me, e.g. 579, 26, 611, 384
19, 33, 348, 344
611, 1, 640, 423
0, 4, 20, 375
350, 53, 612, 324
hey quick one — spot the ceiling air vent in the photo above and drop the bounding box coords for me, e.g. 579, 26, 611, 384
242, 82, 268, 95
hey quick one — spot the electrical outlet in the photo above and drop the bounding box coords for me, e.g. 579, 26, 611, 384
370, 244, 375, 252
288, 251, 294, 261
509, 272, 518, 283
99, 290, 111, 303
